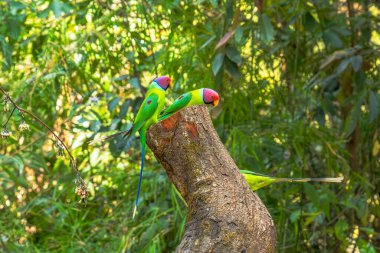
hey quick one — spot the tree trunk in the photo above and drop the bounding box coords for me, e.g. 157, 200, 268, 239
147, 105, 276, 253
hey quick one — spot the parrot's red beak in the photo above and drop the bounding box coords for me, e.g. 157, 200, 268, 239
213, 99, 219, 107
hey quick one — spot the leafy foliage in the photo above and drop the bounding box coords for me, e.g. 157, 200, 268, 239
0, 0, 379, 252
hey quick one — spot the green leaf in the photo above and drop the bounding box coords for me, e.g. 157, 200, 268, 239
334, 220, 348, 240
108, 97, 120, 112
304, 183, 320, 207
0, 35, 12, 70
23, 152, 47, 170
343, 99, 361, 137
113, 74, 129, 82
200, 36, 216, 50
212, 53, 224, 76
290, 210, 301, 223
90, 120, 101, 132
51, 0, 63, 18
0, 155, 28, 187
323, 30, 343, 48
42, 71, 66, 80
357, 239, 376, 253
234, 26, 243, 42
225, 58, 241, 80
259, 14, 275, 43
89, 149, 101, 165
225, 0, 234, 25
319, 193, 331, 219
109, 118, 121, 130
10, 1, 27, 12
349, 55, 363, 72
369, 91, 379, 123
48, 0, 71, 18
0, 155, 24, 171
225, 45, 242, 65
336, 58, 350, 75
119, 99, 131, 119
7, 16, 22, 39
303, 12, 317, 31
129, 77, 140, 89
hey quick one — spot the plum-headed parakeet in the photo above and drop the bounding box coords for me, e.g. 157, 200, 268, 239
90, 76, 172, 218
130, 76, 172, 218
159, 88, 219, 121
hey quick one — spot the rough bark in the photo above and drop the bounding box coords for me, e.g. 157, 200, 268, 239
147, 105, 276, 253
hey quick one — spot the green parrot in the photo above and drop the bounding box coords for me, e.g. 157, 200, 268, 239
158, 88, 220, 121
90, 76, 172, 218
241, 170, 344, 191
128, 76, 173, 218
91, 88, 220, 143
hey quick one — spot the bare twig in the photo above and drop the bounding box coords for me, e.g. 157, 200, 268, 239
3, 106, 16, 128
0, 86, 88, 202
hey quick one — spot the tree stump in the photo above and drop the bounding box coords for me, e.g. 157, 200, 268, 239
147, 105, 276, 253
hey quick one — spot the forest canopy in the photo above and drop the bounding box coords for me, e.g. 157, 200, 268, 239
0, 0, 379, 252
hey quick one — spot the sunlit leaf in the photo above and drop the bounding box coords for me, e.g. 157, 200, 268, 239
113, 74, 129, 82
130, 77, 140, 89
108, 97, 120, 112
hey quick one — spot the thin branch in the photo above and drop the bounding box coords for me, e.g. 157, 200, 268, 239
0, 86, 88, 201
2, 106, 16, 128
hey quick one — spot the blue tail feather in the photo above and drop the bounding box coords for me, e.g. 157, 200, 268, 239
133, 134, 146, 219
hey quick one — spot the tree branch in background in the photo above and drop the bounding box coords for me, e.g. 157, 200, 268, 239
147, 106, 276, 252
0, 86, 88, 202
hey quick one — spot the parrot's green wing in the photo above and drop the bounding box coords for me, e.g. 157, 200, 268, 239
131, 93, 160, 135
159, 92, 192, 120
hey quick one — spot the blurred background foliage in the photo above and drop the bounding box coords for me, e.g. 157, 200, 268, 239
0, 0, 379, 252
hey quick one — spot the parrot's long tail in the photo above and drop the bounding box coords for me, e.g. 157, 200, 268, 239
88, 128, 132, 145
133, 133, 146, 219
276, 177, 344, 183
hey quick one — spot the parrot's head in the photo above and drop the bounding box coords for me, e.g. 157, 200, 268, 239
203, 88, 219, 107
154, 76, 172, 90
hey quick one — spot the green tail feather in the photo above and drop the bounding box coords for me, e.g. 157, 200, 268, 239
241, 170, 344, 191
276, 177, 344, 183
